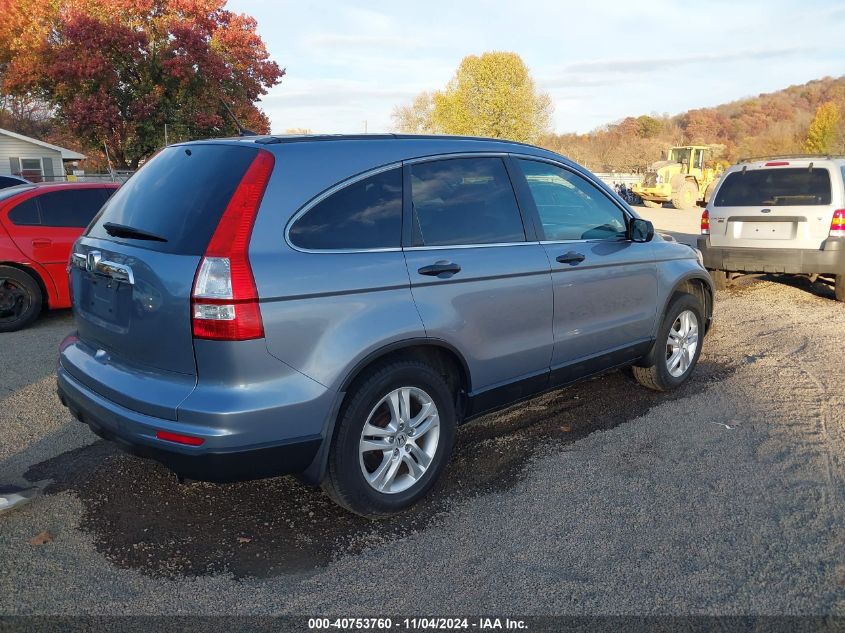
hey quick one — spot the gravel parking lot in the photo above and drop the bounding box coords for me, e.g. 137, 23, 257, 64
1, 207, 844, 616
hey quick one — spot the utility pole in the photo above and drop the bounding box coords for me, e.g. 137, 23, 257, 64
164, 123, 169, 146
364, 120, 368, 133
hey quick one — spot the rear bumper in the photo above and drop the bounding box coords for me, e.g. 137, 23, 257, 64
57, 366, 324, 483
697, 236, 845, 275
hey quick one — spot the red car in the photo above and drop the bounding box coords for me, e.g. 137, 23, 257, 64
0, 182, 119, 331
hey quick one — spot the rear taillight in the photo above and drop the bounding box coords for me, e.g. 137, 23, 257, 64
191, 149, 274, 341
701, 209, 710, 235
830, 209, 845, 238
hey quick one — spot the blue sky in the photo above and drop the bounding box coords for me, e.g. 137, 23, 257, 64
227, 0, 845, 135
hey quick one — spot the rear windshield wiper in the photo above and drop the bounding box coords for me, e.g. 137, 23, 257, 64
102, 222, 168, 242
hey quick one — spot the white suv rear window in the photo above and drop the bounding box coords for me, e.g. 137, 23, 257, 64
714, 168, 831, 207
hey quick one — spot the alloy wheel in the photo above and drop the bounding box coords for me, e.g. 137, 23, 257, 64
358, 386, 440, 494
665, 309, 699, 378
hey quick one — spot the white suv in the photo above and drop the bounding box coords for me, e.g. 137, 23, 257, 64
698, 156, 845, 301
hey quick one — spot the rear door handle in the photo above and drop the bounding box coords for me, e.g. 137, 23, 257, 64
32, 239, 52, 248
556, 251, 585, 265
418, 261, 461, 277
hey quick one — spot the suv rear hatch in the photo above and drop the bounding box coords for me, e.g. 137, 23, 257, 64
66, 143, 267, 419
708, 164, 837, 250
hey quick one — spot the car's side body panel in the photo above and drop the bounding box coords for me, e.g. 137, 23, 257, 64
55, 135, 713, 488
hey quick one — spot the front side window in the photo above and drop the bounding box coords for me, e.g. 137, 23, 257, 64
714, 168, 831, 207
410, 157, 525, 246
289, 167, 402, 250
516, 159, 627, 241
38, 189, 111, 228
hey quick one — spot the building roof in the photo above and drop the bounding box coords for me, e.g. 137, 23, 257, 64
0, 127, 86, 160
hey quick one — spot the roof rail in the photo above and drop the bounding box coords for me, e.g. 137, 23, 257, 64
737, 153, 845, 163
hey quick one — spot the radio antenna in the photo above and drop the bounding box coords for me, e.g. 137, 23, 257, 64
220, 99, 257, 137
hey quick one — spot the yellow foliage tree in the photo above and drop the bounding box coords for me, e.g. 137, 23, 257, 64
804, 101, 841, 153
393, 52, 552, 143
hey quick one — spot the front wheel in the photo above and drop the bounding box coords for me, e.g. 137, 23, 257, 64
322, 360, 456, 518
632, 293, 704, 392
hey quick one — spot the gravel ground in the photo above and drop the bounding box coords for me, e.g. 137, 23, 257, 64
1, 208, 844, 616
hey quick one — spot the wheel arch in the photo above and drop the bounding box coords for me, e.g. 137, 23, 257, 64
664, 273, 713, 333
300, 338, 472, 485
0, 260, 50, 309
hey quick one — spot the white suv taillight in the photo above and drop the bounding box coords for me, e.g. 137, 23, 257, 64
700, 208, 710, 235
191, 150, 274, 341
830, 209, 845, 238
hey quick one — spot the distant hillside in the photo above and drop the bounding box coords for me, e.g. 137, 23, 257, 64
541, 76, 845, 172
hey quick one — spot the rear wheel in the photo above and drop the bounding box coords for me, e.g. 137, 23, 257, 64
709, 269, 728, 291
322, 360, 456, 518
642, 199, 662, 208
835, 274, 845, 302
671, 181, 699, 210
632, 293, 704, 392
0, 266, 42, 333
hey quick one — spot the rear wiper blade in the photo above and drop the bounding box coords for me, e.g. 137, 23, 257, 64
102, 222, 168, 242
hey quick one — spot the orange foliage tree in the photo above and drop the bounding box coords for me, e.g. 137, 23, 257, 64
0, 0, 284, 169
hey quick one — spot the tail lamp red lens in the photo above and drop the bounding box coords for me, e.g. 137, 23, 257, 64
700, 209, 710, 235
191, 150, 274, 341
830, 209, 845, 238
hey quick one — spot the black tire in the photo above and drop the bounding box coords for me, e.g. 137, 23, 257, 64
836, 274, 845, 303
322, 360, 457, 518
642, 199, 662, 208
671, 181, 699, 210
0, 266, 42, 333
709, 269, 728, 291
632, 293, 704, 392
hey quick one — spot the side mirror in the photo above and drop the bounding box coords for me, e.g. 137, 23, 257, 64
628, 218, 654, 243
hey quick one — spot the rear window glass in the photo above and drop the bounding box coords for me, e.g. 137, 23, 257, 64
289, 167, 402, 250
39, 189, 113, 228
8, 198, 40, 225
714, 168, 832, 207
86, 145, 258, 254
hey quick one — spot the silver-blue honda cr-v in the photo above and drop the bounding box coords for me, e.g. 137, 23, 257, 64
57, 134, 713, 517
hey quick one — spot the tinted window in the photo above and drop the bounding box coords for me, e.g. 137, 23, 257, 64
517, 160, 627, 241
38, 189, 111, 228
0, 176, 26, 190
289, 168, 402, 250
714, 168, 831, 207
87, 145, 258, 255
410, 158, 525, 246
8, 198, 40, 225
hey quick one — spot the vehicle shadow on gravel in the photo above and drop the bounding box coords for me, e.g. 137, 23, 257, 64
727, 273, 836, 301
25, 356, 737, 580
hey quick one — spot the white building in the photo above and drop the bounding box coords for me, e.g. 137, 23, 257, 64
0, 127, 86, 182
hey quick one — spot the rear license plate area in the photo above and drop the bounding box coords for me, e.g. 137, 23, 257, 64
736, 221, 794, 240
80, 275, 131, 325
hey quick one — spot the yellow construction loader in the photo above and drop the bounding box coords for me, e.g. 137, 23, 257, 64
633, 146, 723, 210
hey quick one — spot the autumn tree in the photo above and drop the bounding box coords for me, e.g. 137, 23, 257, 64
804, 101, 841, 153
393, 52, 552, 143
0, 0, 284, 169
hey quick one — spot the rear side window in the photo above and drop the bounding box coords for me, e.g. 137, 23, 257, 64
714, 168, 832, 207
8, 198, 40, 225
289, 167, 402, 250
38, 189, 112, 228
410, 157, 525, 246
86, 145, 258, 254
